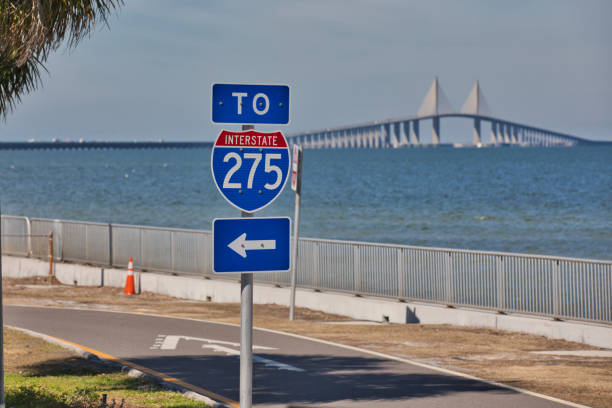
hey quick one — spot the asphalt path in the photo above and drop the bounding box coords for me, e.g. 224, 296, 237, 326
5, 305, 576, 408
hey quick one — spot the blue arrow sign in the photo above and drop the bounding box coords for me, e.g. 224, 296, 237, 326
213, 217, 291, 273
212, 83, 290, 125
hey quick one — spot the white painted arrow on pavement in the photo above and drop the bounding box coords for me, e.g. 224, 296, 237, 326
228, 233, 276, 258
151, 335, 304, 372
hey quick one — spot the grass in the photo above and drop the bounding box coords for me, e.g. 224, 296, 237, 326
4, 328, 209, 408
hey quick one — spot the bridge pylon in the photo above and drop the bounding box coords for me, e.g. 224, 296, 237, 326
460, 80, 492, 145
417, 77, 454, 145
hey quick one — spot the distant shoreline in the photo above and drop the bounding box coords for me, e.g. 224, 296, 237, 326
0, 141, 213, 150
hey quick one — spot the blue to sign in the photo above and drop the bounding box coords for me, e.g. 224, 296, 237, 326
211, 130, 290, 213
213, 217, 291, 273
212, 83, 290, 125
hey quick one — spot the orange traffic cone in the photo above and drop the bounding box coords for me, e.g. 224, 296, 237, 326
124, 257, 135, 295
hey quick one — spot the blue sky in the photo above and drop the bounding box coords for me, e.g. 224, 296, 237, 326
1, 0, 611, 142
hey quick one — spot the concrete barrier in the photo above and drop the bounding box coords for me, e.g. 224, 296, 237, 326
3, 255, 612, 349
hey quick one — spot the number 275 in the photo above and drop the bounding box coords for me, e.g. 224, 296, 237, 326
222, 152, 283, 190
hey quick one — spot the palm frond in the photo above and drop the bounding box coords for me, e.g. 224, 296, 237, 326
0, 0, 123, 120
0, 52, 44, 121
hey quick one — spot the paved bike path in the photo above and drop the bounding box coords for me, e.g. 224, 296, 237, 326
5, 305, 577, 408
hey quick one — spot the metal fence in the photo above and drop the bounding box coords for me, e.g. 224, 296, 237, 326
2, 215, 611, 325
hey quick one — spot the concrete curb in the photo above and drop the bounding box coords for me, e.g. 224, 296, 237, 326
6, 325, 230, 408
3, 255, 612, 349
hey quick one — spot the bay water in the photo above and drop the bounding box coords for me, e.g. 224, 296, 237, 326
1, 146, 610, 260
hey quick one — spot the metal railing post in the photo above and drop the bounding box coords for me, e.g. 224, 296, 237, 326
171, 231, 175, 274
553, 260, 560, 318
48, 232, 54, 284
84, 224, 89, 261
445, 252, 453, 304
397, 248, 405, 298
108, 223, 113, 267
354, 245, 361, 293
57, 219, 64, 261
25, 217, 32, 257
313, 242, 320, 288
496, 255, 504, 311
139, 228, 144, 270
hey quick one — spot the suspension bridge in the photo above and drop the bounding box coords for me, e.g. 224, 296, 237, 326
287, 78, 602, 148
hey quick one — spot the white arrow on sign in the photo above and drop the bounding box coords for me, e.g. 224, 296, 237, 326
228, 233, 276, 258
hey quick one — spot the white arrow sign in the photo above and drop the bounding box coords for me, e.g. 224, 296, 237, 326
228, 233, 276, 258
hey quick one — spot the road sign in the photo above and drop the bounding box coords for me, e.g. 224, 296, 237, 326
291, 144, 301, 192
211, 129, 290, 213
213, 217, 291, 273
212, 83, 290, 125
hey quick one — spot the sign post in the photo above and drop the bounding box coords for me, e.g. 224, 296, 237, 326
211, 83, 290, 408
240, 124, 254, 408
289, 144, 302, 321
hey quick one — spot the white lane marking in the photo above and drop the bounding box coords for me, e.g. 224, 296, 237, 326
154, 335, 275, 351
253, 355, 304, 372
151, 334, 303, 371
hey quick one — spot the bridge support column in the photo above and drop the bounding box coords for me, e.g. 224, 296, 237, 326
432, 117, 440, 145
383, 124, 391, 148
473, 118, 481, 145
391, 123, 398, 148
393, 123, 400, 148
398, 122, 407, 146
497, 122, 504, 144
490, 122, 497, 144
503, 124, 511, 144
527, 130, 533, 146
371, 127, 377, 148
511, 126, 518, 144
411, 120, 420, 145
374, 126, 380, 149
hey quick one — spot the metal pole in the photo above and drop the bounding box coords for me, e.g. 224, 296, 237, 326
240, 124, 254, 408
48, 232, 54, 284
0, 202, 5, 408
289, 145, 303, 321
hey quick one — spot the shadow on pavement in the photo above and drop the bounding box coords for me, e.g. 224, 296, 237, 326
128, 353, 514, 406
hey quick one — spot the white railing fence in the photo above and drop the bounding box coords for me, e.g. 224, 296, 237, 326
2, 215, 611, 325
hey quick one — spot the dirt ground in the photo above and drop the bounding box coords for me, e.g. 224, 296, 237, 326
4, 276, 612, 408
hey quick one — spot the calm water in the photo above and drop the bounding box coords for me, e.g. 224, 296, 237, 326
1, 146, 611, 260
